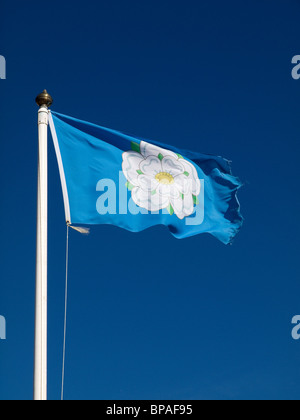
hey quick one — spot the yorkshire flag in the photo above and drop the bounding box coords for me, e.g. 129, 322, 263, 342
49, 112, 243, 244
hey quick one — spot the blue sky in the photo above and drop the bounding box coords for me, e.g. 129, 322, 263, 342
1, 0, 300, 400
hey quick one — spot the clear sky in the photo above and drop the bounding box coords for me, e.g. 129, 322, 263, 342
1, 0, 300, 401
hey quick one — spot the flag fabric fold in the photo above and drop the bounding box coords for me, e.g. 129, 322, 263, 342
49, 111, 243, 244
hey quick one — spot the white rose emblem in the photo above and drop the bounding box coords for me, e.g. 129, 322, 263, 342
122, 141, 201, 219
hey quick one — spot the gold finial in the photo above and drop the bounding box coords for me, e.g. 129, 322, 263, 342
35, 90, 53, 107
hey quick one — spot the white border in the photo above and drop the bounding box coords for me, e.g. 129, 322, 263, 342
49, 112, 72, 224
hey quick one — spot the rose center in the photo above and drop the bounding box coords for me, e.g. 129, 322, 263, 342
155, 172, 174, 185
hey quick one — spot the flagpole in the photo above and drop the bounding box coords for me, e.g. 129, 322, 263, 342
34, 90, 53, 401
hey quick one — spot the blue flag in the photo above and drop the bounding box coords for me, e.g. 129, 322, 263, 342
49, 111, 243, 244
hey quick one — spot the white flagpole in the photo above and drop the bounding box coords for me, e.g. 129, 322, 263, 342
34, 90, 53, 401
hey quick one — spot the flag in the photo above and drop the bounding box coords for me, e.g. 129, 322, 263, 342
49, 111, 243, 244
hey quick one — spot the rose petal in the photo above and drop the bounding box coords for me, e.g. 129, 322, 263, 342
179, 158, 201, 196
140, 141, 179, 160
171, 193, 195, 219
122, 151, 144, 186
132, 187, 169, 212
157, 184, 180, 199
173, 174, 192, 195
138, 174, 159, 192
139, 156, 162, 177
162, 156, 184, 177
